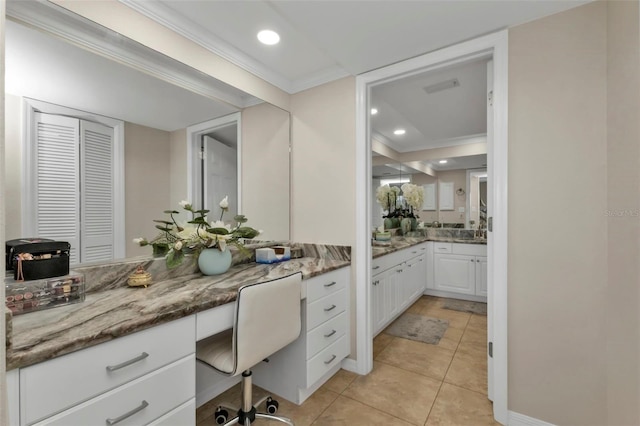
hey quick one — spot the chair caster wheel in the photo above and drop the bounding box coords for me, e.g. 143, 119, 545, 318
266, 397, 279, 414
214, 408, 228, 425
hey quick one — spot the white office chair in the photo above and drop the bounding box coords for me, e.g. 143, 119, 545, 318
196, 272, 302, 425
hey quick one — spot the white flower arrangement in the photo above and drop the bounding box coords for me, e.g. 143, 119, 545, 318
134, 196, 260, 268
376, 185, 401, 211
400, 183, 424, 212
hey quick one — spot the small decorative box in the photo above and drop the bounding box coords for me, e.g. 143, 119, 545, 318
255, 246, 291, 264
5, 272, 85, 315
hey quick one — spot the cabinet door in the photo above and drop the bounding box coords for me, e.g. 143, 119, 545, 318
476, 256, 488, 297
372, 272, 387, 336
434, 254, 476, 295
386, 265, 402, 320
414, 254, 427, 298
404, 257, 422, 304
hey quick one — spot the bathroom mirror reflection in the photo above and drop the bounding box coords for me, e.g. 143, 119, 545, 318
4, 3, 290, 264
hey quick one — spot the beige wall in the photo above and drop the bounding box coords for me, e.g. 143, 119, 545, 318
4, 93, 21, 240
508, 2, 609, 424
291, 77, 356, 356
169, 128, 188, 209
124, 123, 171, 257
291, 77, 356, 246
606, 1, 640, 424
412, 170, 467, 224
241, 103, 290, 241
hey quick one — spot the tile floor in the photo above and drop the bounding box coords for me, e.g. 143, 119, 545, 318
196, 296, 498, 426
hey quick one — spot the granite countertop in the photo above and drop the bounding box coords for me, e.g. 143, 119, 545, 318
371, 236, 487, 258
6, 257, 349, 370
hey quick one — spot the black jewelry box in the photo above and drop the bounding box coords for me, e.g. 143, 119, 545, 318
6, 239, 70, 281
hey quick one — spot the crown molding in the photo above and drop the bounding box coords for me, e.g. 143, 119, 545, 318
289, 66, 351, 94
7, 0, 257, 109
119, 0, 296, 94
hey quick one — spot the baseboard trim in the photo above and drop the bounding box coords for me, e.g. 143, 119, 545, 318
341, 358, 359, 374
508, 411, 556, 426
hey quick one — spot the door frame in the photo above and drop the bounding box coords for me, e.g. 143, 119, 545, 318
187, 112, 242, 212
353, 30, 508, 424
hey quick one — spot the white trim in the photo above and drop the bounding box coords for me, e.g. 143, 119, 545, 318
289, 66, 351, 94
186, 113, 242, 212
355, 30, 508, 424
22, 98, 126, 259
340, 357, 358, 373
465, 168, 487, 229
508, 411, 556, 426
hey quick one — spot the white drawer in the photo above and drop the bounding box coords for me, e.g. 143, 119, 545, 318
306, 288, 346, 331
147, 398, 195, 426
306, 311, 347, 359
33, 355, 195, 426
22, 316, 196, 425
306, 334, 348, 386
452, 243, 487, 256
306, 267, 348, 303
433, 242, 452, 253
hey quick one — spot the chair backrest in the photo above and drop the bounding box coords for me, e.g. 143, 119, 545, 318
232, 272, 302, 375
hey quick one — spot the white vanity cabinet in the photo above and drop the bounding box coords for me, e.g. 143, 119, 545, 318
430, 243, 487, 300
13, 316, 196, 426
372, 243, 428, 337
253, 267, 350, 405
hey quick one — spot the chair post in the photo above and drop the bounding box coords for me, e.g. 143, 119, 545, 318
241, 371, 253, 414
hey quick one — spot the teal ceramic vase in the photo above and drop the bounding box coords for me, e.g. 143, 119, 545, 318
383, 218, 393, 230
391, 218, 401, 228
401, 218, 412, 235
198, 248, 232, 275
152, 243, 169, 258
410, 218, 418, 231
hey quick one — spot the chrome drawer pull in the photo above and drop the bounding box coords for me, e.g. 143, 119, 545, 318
324, 281, 337, 287
324, 354, 337, 365
106, 400, 149, 425
106, 352, 149, 372
324, 329, 337, 338
324, 304, 337, 312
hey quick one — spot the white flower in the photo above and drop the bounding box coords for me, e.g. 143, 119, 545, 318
210, 220, 232, 232
174, 241, 183, 251
179, 200, 192, 209
219, 196, 229, 210
132, 237, 147, 245
258, 230, 264, 235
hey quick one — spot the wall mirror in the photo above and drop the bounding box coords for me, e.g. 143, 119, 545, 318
5, 1, 291, 264
370, 55, 490, 231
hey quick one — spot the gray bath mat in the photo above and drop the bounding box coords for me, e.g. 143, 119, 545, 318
442, 299, 487, 315
384, 313, 449, 344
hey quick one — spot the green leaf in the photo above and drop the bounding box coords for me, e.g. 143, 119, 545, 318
235, 227, 259, 238
163, 210, 180, 214
153, 219, 173, 225
233, 215, 248, 223
194, 209, 210, 215
210, 227, 230, 235
165, 248, 184, 269
188, 217, 208, 225
155, 225, 172, 231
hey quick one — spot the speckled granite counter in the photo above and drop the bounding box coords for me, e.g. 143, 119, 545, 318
6, 256, 349, 370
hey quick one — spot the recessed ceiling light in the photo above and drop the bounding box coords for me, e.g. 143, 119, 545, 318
371, 108, 378, 115
257, 30, 280, 45
439, 160, 448, 164
393, 129, 406, 135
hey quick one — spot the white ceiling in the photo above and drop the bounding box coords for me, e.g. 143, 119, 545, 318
5, 17, 238, 132
122, 0, 591, 94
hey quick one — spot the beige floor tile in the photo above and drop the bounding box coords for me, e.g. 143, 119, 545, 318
437, 326, 464, 351
312, 395, 414, 426
197, 383, 339, 426
421, 307, 471, 330
467, 313, 488, 331
460, 326, 487, 349
444, 344, 488, 395
376, 337, 455, 381
342, 362, 440, 425
321, 369, 359, 394
426, 383, 499, 426
373, 332, 394, 359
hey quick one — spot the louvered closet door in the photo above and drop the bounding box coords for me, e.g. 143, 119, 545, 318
34, 113, 81, 264
80, 121, 114, 263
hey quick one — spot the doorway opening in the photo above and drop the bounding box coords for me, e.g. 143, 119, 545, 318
354, 31, 508, 424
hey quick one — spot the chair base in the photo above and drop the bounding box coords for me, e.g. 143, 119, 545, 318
213, 370, 294, 426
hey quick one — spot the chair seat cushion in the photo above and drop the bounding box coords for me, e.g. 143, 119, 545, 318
196, 329, 235, 375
